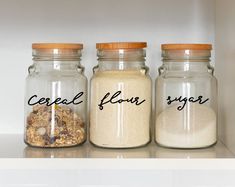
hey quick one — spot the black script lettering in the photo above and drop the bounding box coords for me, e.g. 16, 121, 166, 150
198, 95, 209, 104
98, 91, 145, 110
166, 95, 209, 111
66, 92, 84, 105
28, 92, 84, 106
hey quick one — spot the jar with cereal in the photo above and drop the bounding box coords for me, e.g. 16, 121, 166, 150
24, 43, 87, 148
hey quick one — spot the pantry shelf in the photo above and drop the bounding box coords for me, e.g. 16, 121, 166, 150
0, 134, 232, 158
0, 134, 234, 170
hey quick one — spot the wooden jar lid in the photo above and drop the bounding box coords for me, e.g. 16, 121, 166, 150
96, 42, 147, 50
161, 44, 212, 50
32, 43, 83, 50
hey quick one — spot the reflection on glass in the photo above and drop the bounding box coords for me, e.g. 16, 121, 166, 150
87, 144, 151, 158
24, 144, 87, 158
154, 145, 216, 158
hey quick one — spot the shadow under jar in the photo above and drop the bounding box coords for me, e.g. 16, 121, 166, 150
24, 43, 87, 148
155, 44, 218, 149
90, 42, 152, 148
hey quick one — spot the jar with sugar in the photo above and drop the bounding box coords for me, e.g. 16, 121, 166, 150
24, 43, 87, 148
90, 42, 152, 148
155, 44, 217, 149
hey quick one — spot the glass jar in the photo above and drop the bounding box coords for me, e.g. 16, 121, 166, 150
90, 42, 152, 148
24, 43, 87, 148
155, 44, 217, 149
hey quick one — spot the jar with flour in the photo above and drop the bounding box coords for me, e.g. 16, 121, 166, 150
90, 42, 151, 148
155, 44, 217, 149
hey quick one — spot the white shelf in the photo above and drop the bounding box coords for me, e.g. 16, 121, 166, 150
0, 134, 234, 170
1, 134, 233, 159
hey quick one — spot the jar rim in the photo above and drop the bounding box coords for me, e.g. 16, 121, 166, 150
32, 43, 83, 50
96, 42, 147, 50
161, 44, 212, 51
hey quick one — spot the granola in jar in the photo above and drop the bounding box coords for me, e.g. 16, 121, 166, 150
25, 104, 85, 147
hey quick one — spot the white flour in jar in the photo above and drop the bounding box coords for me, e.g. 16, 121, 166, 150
90, 70, 151, 148
155, 103, 217, 148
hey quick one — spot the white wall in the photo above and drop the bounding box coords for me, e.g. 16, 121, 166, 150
0, 0, 215, 133
216, 0, 235, 154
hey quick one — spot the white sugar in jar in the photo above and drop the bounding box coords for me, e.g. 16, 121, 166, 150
155, 44, 217, 149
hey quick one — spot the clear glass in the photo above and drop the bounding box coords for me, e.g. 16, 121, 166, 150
24, 48, 87, 147
90, 49, 152, 148
155, 49, 217, 148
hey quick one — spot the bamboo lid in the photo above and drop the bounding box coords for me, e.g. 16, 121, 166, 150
32, 43, 83, 50
161, 44, 212, 50
96, 42, 147, 50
